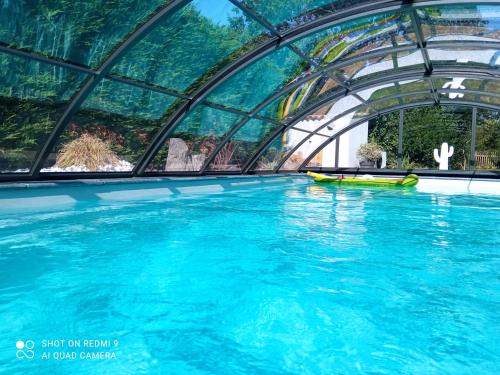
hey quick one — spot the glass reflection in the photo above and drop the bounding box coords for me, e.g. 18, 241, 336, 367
150, 106, 243, 172
206, 47, 307, 111
208, 119, 279, 171
0, 52, 87, 173
294, 12, 416, 66
281, 134, 329, 170
112, 0, 269, 93
44, 79, 178, 172
241, 0, 371, 33
419, 5, 500, 42
0, 0, 165, 67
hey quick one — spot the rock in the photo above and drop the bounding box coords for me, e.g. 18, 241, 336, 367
189, 154, 206, 171
165, 138, 189, 171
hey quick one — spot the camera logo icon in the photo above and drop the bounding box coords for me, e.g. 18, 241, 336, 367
16, 340, 35, 359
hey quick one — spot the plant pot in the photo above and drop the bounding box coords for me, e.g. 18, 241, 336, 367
359, 160, 377, 168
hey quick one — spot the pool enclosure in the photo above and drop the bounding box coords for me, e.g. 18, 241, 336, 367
0, 0, 499, 181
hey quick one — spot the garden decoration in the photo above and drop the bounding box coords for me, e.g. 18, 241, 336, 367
434, 142, 454, 170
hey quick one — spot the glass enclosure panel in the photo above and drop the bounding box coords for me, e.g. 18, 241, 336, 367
84, 79, 176, 120
257, 83, 363, 127
250, 127, 312, 171
428, 47, 499, 68
357, 79, 430, 101
206, 47, 307, 111
257, 95, 289, 122
207, 119, 279, 171
475, 108, 500, 170
292, 103, 376, 169
0, 52, 87, 173
148, 106, 243, 172
337, 50, 424, 82
291, 95, 363, 135
304, 138, 337, 168
280, 133, 329, 170
263, 76, 342, 121
241, 0, 371, 33
419, 5, 500, 42
369, 92, 434, 113
112, 0, 269, 94
440, 91, 500, 107
294, 11, 416, 66
306, 115, 400, 170
367, 111, 402, 169
461, 78, 500, 95
435, 77, 500, 100
476, 94, 500, 107
403, 106, 471, 169
0, 0, 165, 67
251, 135, 285, 171
44, 79, 179, 172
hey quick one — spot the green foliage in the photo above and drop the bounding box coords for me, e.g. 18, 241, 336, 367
0, 97, 61, 171
368, 112, 398, 168
368, 107, 481, 170
476, 111, 500, 153
404, 107, 471, 169
0, 0, 167, 67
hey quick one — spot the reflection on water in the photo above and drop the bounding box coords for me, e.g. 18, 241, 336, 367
0, 183, 499, 375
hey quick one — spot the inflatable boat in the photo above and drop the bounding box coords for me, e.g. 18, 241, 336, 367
306, 172, 419, 187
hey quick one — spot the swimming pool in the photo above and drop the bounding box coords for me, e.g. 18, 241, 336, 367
0, 176, 499, 374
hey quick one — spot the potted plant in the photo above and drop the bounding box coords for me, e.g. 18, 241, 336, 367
357, 142, 382, 168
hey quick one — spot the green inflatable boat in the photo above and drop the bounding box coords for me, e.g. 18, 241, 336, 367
307, 172, 419, 187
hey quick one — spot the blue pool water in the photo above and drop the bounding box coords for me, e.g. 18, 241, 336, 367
0, 180, 499, 374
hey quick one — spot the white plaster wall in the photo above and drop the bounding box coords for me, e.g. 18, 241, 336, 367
338, 122, 368, 167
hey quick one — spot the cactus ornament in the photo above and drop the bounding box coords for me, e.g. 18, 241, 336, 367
434, 142, 454, 170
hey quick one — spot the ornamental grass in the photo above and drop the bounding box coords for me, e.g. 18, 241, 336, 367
55, 134, 120, 170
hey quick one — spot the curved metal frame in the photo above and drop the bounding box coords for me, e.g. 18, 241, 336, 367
296, 100, 500, 171
29, 0, 192, 176
273, 89, 500, 172
199, 41, 500, 174
134, 0, 465, 175
240, 66, 500, 173
0, 0, 497, 180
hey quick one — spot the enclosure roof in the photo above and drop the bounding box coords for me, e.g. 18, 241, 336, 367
0, 0, 499, 179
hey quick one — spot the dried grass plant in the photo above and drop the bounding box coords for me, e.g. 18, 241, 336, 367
55, 134, 120, 170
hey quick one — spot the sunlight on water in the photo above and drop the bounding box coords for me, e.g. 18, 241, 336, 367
0, 183, 499, 374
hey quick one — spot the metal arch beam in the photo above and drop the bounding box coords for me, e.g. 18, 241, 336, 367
134, 0, 463, 175
241, 67, 500, 173
199, 39, 500, 174
2, 38, 497, 105
0, 44, 96, 75
297, 100, 500, 171
409, 8, 441, 105
241, 39, 500, 118
228, 0, 281, 37
0, 43, 193, 100
199, 41, 500, 174
30, 0, 192, 176
197, 46, 416, 174
274, 89, 500, 171
273, 91, 430, 172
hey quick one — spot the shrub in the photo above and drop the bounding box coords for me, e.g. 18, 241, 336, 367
357, 142, 382, 162
55, 134, 121, 170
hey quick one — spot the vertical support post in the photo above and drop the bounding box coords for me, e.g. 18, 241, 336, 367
397, 109, 404, 169
334, 137, 340, 168
470, 106, 477, 170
